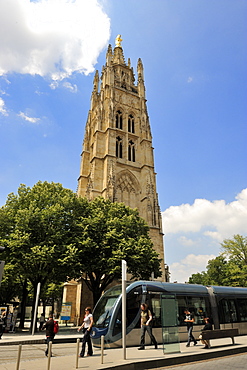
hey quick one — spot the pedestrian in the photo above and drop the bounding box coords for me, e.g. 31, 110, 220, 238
39, 313, 45, 331
184, 309, 197, 347
78, 307, 93, 357
43, 314, 55, 356
0, 311, 7, 339
138, 303, 158, 350
199, 317, 212, 349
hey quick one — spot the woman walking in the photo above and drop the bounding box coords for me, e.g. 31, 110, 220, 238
78, 307, 93, 357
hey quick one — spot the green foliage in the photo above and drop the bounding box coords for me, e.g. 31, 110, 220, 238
0, 181, 89, 330
188, 271, 208, 285
188, 235, 247, 287
72, 197, 162, 304
221, 235, 247, 287
1, 183, 162, 308
0, 181, 86, 304
0, 263, 23, 303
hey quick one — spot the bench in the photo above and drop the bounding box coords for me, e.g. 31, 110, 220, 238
200, 328, 239, 348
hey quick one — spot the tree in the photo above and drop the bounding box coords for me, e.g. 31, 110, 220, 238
188, 271, 208, 285
39, 282, 64, 317
0, 181, 88, 329
0, 263, 23, 304
72, 197, 162, 304
221, 234, 247, 287
205, 255, 228, 286
188, 235, 247, 287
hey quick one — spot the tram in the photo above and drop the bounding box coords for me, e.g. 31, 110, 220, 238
91, 280, 247, 347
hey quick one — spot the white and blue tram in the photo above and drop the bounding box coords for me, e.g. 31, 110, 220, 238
91, 281, 247, 347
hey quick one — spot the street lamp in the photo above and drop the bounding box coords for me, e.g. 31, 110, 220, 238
0, 246, 5, 286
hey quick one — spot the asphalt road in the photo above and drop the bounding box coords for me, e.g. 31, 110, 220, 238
158, 352, 247, 369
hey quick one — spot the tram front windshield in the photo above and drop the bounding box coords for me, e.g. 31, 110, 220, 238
93, 285, 122, 328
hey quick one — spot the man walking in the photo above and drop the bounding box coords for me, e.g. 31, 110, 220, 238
184, 309, 197, 347
138, 303, 157, 350
43, 314, 55, 356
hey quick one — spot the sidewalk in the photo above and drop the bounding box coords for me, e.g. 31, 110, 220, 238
1, 331, 247, 370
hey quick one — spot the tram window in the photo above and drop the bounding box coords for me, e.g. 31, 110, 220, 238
127, 289, 142, 327
219, 299, 238, 323
177, 296, 209, 325
112, 287, 142, 336
187, 297, 208, 325
228, 299, 238, 322
147, 294, 161, 328
176, 296, 187, 325
94, 297, 118, 328
237, 299, 247, 322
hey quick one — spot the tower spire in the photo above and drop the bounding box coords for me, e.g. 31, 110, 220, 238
77, 35, 167, 281
115, 34, 123, 48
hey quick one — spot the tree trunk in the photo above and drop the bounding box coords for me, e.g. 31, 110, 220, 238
19, 279, 28, 330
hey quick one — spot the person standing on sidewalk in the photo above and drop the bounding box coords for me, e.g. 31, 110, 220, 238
200, 317, 212, 349
0, 311, 6, 339
39, 313, 45, 331
78, 307, 93, 357
184, 309, 197, 347
138, 303, 158, 350
43, 314, 55, 356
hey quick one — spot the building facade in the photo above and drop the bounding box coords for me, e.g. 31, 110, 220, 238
63, 36, 168, 322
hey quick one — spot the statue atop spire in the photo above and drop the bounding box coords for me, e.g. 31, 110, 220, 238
115, 34, 122, 48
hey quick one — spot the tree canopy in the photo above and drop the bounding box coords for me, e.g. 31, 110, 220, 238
0, 181, 162, 311
189, 235, 247, 287
72, 197, 162, 304
0, 181, 88, 327
1, 182, 84, 289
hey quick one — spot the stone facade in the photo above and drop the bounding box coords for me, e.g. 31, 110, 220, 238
77, 37, 167, 279
63, 37, 169, 323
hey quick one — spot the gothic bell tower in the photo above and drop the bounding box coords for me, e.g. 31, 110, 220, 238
78, 35, 167, 279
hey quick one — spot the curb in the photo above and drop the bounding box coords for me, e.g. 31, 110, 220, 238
0, 337, 80, 346
100, 345, 247, 370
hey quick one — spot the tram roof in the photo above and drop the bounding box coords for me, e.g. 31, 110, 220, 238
127, 281, 208, 295
209, 285, 247, 296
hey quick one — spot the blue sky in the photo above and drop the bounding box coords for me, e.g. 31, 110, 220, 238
0, 0, 246, 282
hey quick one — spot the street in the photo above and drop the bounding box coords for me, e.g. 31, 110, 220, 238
160, 352, 247, 370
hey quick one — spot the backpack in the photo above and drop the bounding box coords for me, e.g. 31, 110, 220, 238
53, 320, 59, 334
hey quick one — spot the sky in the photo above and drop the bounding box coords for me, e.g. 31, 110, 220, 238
0, 0, 246, 283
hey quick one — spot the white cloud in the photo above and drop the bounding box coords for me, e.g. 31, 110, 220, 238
0, 0, 110, 80
163, 189, 247, 282
0, 97, 8, 116
63, 82, 78, 93
178, 236, 196, 246
187, 76, 193, 83
169, 254, 216, 283
18, 111, 40, 124
162, 188, 247, 241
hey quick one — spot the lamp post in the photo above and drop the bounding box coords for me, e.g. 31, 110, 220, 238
122, 260, 127, 360
0, 246, 5, 286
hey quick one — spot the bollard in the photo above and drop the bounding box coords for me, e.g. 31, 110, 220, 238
101, 335, 104, 364
47, 341, 52, 370
76, 338, 80, 369
16, 344, 22, 370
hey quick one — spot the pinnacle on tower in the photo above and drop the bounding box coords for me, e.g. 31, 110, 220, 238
113, 34, 125, 65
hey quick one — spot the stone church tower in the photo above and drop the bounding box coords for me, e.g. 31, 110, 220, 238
77, 35, 167, 279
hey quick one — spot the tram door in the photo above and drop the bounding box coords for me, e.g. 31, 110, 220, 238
161, 294, 180, 354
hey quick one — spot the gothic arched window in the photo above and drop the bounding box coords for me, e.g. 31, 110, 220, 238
116, 136, 123, 158
128, 140, 135, 162
116, 110, 123, 129
128, 114, 135, 133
